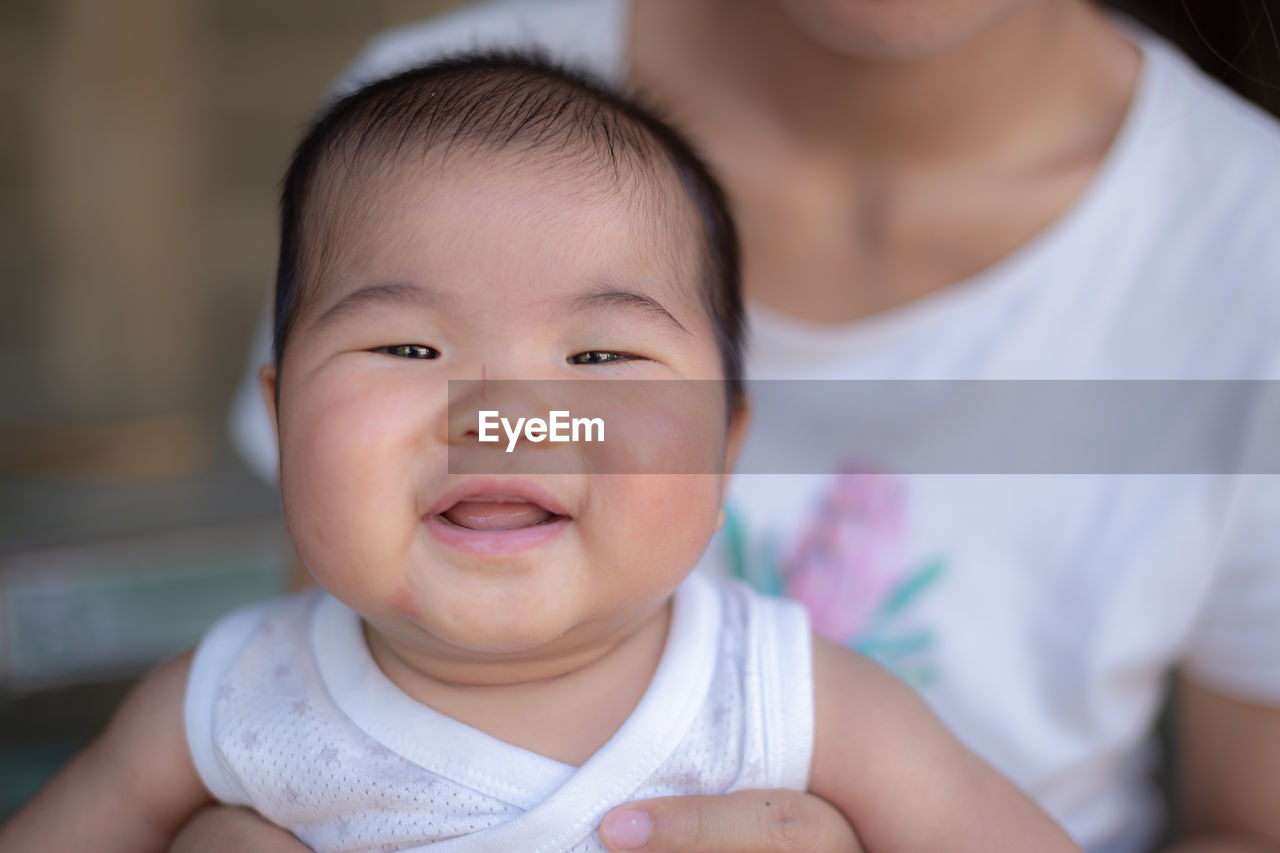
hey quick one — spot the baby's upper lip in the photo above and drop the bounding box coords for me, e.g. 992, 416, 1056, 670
426, 479, 571, 518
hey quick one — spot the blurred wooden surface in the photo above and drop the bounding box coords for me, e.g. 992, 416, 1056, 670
1, 0, 468, 433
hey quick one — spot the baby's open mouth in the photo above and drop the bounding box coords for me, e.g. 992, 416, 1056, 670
438, 500, 565, 531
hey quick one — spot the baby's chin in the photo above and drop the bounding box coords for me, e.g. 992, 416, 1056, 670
430, 612, 588, 659
369, 587, 638, 663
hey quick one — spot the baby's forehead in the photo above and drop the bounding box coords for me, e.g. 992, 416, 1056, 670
340, 143, 691, 221
306, 146, 706, 295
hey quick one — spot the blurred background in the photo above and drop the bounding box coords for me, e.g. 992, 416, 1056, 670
0, 0, 1277, 821
0, 0, 468, 815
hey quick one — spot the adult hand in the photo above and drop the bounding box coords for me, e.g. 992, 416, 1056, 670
169, 805, 311, 853
600, 789, 863, 852
1165, 676, 1280, 853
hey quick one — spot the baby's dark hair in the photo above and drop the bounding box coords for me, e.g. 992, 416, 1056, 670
274, 51, 744, 409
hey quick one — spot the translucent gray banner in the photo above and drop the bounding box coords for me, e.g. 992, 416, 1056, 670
447, 380, 1280, 474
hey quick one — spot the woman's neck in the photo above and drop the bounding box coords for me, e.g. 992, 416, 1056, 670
630, 0, 1137, 174
628, 0, 1140, 323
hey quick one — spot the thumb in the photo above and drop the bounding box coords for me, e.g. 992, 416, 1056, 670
599, 789, 862, 852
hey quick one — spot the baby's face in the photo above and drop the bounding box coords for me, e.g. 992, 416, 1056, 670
266, 152, 741, 668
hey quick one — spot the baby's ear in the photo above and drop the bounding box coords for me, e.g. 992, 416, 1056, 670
259, 364, 280, 446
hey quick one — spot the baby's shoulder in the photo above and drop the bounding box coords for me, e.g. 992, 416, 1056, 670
185, 590, 330, 805
703, 572, 809, 632
697, 572, 815, 676
698, 575, 915, 711
810, 634, 915, 709
188, 590, 317, 693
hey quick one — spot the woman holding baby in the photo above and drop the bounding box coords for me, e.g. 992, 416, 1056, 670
191, 0, 1280, 850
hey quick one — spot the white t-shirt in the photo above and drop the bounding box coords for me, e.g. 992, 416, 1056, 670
228, 2, 1280, 851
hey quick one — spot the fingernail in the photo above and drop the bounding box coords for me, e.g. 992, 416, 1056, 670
601, 808, 652, 850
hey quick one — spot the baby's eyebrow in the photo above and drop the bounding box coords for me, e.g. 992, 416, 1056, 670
309, 281, 443, 329
567, 286, 689, 335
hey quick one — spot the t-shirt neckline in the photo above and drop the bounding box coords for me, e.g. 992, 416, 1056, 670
745, 23, 1167, 357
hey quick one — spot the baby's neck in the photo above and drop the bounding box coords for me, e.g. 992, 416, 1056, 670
363, 601, 672, 766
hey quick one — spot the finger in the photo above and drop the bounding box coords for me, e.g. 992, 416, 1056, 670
599, 789, 863, 853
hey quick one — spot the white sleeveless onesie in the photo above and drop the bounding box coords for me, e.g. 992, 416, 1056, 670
184, 571, 814, 852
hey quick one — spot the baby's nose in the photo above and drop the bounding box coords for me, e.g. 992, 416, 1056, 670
445, 376, 550, 443
443, 376, 598, 478
444, 376, 727, 477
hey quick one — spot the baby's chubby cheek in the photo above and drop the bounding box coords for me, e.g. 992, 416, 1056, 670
567, 390, 731, 598
278, 383, 431, 602
584, 474, 725, 587
572, 379, 728, 477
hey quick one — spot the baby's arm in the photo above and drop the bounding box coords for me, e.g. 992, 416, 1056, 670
809, 637, 1081, 853
0, 651, 211, 853
170, 806, 310, 853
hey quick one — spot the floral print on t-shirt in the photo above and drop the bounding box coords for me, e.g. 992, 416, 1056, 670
724, 467, 943, 687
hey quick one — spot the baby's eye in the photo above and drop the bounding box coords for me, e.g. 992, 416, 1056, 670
375, 344, 440, 359
567, 351, 639, 365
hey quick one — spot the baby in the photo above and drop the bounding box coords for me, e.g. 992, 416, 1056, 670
0, 54, 1080, 853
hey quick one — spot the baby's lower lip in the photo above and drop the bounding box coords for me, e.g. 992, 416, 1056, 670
424, 512, 570, 556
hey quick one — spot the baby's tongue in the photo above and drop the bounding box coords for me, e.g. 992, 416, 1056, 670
442, 500, 553, 530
